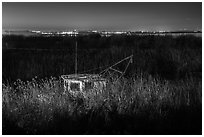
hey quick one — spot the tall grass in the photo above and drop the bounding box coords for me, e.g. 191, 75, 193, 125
2, 74, 201, 134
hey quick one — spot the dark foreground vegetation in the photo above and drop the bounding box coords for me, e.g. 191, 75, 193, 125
2, 34, 202, 134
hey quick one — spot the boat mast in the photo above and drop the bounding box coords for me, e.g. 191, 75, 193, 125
75, 30, 77, 75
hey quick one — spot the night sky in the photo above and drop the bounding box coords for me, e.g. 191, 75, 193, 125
2, 2, 202, 31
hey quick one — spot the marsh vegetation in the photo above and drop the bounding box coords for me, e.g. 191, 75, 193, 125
2, 34, 202, 134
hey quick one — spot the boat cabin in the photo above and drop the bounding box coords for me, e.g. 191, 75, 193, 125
61, 74, 107, 96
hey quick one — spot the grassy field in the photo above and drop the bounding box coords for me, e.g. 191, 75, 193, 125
2, 34, 202, 134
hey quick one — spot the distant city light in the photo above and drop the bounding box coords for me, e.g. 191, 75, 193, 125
16, 29, 201, 37
31, 30, 41, 33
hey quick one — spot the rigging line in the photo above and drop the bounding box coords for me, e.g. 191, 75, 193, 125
99, 68, 109, 75
99, 68, 109, 76
117, 58, 132, 80
78, 64, 111, 74
109, 67, 123, 74
116, 58, 132, 81
77, 54, 134, 75
108, 55, 133, 69
99, 54, 133, 74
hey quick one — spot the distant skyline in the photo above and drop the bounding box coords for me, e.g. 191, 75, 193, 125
2, 2, 202, 31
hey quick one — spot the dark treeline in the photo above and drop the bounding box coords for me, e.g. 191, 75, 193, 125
3, 34, 201, 49
3, 34, 202, 82
3, 34, 106, 49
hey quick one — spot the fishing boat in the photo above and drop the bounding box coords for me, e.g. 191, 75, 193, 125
61, 31, 133, 97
